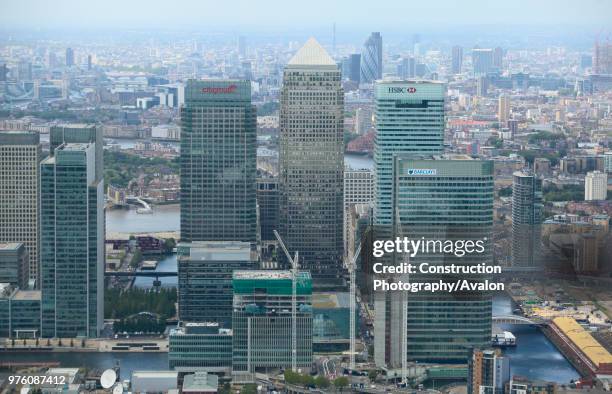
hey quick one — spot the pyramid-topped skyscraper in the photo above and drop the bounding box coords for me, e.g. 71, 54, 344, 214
287, 37, 337, 66
279, 38, 345, 288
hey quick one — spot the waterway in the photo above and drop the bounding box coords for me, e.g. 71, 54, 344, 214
493, 294, 580, 383
105, 154, 371, 236
0, 295, 580, 382
106, 204, 180, 235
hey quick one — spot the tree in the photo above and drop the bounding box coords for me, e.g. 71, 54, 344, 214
368, 370, 379, 382
241, 383, 257, 394
130, 249, 143, 269
301, 375, 315, 387
284, 370, 300, 385
163, 238, 176, 253
218, 383, 231, 394
334, 376, 349, 392
498, 187, 512, 197
315, 375, 330, 388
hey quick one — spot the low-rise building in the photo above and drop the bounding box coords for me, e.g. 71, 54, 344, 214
168, 322, 232, 373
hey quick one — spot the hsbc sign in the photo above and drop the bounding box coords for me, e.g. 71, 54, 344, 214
387, 87, 417, 94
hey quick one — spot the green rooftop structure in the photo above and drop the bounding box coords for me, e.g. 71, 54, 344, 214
232, 270, 313, 373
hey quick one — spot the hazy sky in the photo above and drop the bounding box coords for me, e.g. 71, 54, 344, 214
2, 0, 611, 32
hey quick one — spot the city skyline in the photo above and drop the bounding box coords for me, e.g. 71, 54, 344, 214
1, 2, 612, 390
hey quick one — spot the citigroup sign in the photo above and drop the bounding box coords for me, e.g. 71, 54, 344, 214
201, 84, 237, 94
387, 86, 417, 94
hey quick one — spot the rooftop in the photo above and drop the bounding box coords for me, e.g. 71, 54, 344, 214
182, 372, 218, 392
55, 123, 96, 129
13, 290, 41, 301
287, 38, 336, 67
234, 270, 293, 280
553, 317, 612, 367
0, 243, 22, 250
132, 370, 178, 379
378, 79, 445, 85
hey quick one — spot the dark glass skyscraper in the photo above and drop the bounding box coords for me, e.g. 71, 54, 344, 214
393, 155, 494, 362
511, 171, 543, 269
40, 143, 104, 338
279, 38, 344, 286
180, 80, 257, 243
178, 242, 257, 327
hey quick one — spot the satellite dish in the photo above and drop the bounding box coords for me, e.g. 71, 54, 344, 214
100, 369, 117, 389
112, 383, 124, 394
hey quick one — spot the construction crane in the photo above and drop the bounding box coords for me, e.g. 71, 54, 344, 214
273, 230, 298, 372
347, 241, 363, 371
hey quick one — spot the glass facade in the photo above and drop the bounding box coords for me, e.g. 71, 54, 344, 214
0, 286, 41, 338
40, 143, 103, 338
360, 32, 383, 84
232, 271, 312, 373
373, 81, 445, 226
168, 323, 233, 371
180, 80, 256, 243
511, 171, 543, 269
257, 177, 279, 242
279, 40, 344, 285
0, 243, 29, 289
0, 132, 41, 284
393, 155, 494, 362
177, 242, 257, 327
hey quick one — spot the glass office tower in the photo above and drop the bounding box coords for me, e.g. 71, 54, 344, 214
373, 80, 445, 226
393, 155, 494, 362
279, 38, 344, 286
360, 32, 383, 84
40, 143, 104, 338
180, 80, 257, 243
0, 131, 41, 285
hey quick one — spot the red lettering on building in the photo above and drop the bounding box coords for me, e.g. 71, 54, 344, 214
201, 84, 237, 94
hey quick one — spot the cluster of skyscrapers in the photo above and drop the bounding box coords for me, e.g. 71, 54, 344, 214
0, 34, 512, 376
0, 124, 104, 339
170, 36, 503, 378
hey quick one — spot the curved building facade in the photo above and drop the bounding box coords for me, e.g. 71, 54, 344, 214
360, 32, 383, 84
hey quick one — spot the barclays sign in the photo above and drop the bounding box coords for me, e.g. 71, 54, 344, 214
407, 169, 436, 176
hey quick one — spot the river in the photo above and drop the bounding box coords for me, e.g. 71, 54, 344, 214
493, 294, 579, 383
